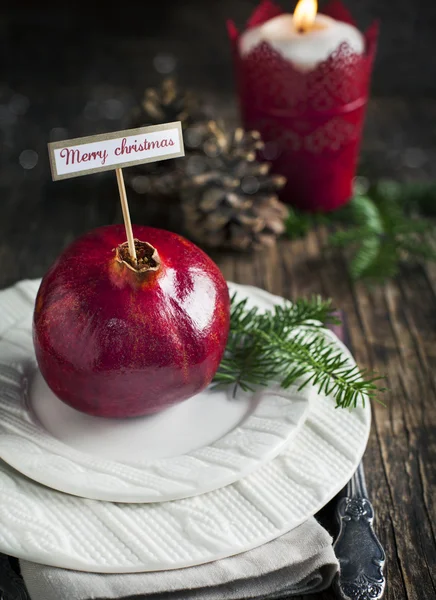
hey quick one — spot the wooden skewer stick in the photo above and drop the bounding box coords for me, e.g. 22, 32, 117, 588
115, 168, 137, 263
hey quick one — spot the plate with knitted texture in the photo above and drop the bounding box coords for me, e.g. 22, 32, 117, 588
0, 280, 370, 573
0, 280, 311, 503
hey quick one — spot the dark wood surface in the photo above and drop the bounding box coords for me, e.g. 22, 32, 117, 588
1, 1, 436, 598
1, 97, 436, 600
218, 232, 436, 600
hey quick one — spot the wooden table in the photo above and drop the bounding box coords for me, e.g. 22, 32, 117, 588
1, 4, 436, 597
217, 233, 436, 600
1, 142, 436, 600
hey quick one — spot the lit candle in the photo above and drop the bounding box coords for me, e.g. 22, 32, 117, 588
239, 0, 364, 71
228, 0, 377, 212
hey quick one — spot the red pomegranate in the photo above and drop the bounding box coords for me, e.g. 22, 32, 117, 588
33, 225, 230, 418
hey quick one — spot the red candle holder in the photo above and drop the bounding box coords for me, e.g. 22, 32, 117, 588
228, 0, 378, 212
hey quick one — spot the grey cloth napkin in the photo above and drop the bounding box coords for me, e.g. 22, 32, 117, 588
19, 517, 338, 600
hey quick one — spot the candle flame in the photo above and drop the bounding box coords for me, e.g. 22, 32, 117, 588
293, 0, 318, 32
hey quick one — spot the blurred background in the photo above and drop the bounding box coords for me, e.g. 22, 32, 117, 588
1, 0, 436, 284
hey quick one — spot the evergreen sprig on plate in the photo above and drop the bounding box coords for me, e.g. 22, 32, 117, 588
213, 294, 384, 409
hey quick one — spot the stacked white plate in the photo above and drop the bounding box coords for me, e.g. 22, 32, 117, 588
0, 280, 370, 572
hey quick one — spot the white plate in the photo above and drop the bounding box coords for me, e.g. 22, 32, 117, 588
0, 280, 371, 573
0, 281, 311, 503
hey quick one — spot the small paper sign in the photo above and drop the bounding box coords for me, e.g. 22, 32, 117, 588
48, 122, 184, 181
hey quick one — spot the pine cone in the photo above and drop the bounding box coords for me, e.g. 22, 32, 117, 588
130, 78, 203, 128
127, 79, 209, 197
182, 123, 288, 251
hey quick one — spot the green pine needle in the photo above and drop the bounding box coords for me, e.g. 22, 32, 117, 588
375, 180, 436, 217
285, 207, 314, 239
328, 194, 436, 282
285, 206, 332, 239
213, 294, 385, 409
283, 178, 436, 283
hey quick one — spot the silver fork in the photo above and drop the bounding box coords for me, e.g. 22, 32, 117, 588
333, 461, 386, 599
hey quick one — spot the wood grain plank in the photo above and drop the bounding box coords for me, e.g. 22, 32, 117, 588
0, 85, 435, 599
310, 231, 410, 600
343, 278, 435, 600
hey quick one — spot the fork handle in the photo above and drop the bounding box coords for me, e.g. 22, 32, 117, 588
0, 555, 29, 600
333, 462, 386, 600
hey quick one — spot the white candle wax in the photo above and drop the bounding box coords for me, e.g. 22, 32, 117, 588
239, 14, 364, 71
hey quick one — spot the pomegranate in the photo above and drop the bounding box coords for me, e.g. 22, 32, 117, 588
33, 225, 230, 418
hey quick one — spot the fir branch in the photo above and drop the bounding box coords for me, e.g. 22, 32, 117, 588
213, 294, 385, 408
267, 330, 383, 408
349, 237, 382, 281
374, 180, 436, 217
353, 241, 400, 282
285, 207, 314, 239
285, 206, 332, 239
328, 194, 436, 282
347, 194, 384, 232
283, 181, 436, 284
